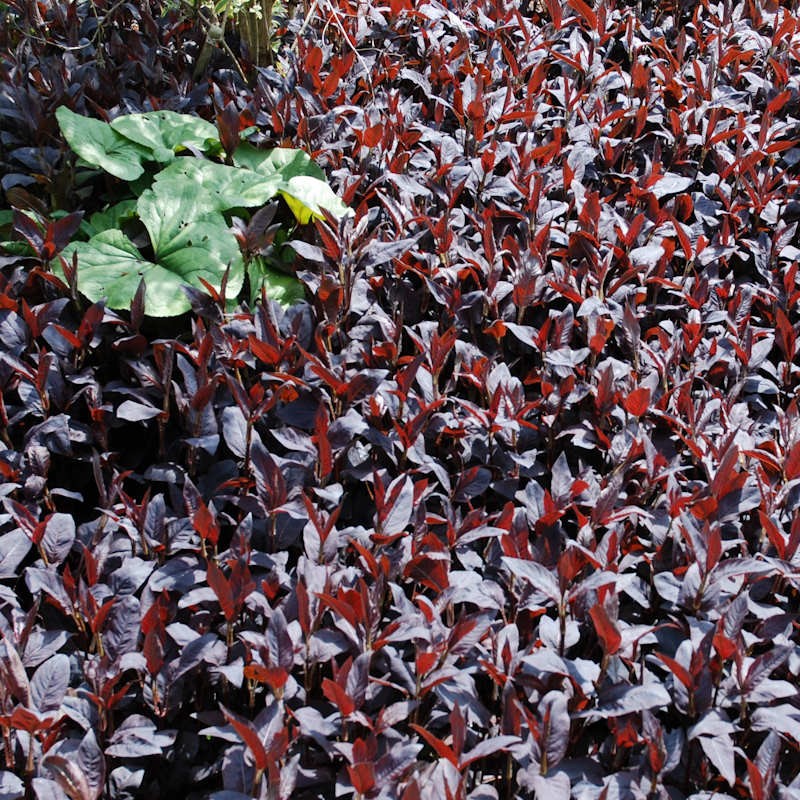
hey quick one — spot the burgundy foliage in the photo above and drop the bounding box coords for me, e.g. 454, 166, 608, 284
2, 0, 800, 798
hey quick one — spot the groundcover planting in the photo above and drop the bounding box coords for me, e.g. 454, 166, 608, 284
1, 0, 800, 797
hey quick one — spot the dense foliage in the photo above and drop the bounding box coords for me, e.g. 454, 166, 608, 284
2, 0, 800, 798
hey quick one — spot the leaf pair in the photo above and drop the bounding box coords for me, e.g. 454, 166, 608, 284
55, 107, 218, 180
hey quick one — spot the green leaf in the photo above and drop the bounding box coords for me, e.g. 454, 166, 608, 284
152, 148, 350, 224
138, 188, 243, 283
248, 256, 305, 307
110, 111, 219, 163
151, 159, 283, 214
233, 143, 327, 182
0, 241, 33, 256
81, 200, 138, 239
0, 210, 14, 251
279, 175, 352, 224
64, 195, 243, 317
53, 112, 343, 315
64, 230, 154, 310
234, 144, 351, 222
55, 107, 151, 181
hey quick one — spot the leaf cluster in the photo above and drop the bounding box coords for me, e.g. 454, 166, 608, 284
53, 106, 346, 316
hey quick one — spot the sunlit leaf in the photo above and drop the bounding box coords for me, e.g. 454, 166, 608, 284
55, 106, 151, 180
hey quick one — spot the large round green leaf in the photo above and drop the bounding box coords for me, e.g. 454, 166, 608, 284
152, 148, 351, 223
64, 230, 157, 310
55, 107, 151, 181
110, 111, 219, 164
139, 188, 243, 285
151, 159, 284, 214
233, 143, 327, 182
64, 203, 243, 318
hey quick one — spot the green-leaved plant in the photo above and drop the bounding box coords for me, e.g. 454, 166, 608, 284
55, 106, 349, 317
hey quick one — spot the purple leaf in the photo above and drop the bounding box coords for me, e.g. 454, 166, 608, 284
0, 772, 24, 800
0, 639, 30, 707
550, 452, 573, 505
0, 311, 27, 358
287, 240, 324, 263
577, 683, 671, 718
221, 406, 249, 459
102, 595, 141, 661
148, 555, 203, 593
171, 633, 226, 681
378, 474, 414, 535
502, 557, 561, 603
651, 173, 694, 198
750, 705, 800, 740
31, 778, 68, 800
116, 400, 162, 422
461, 735, 521, 767
41, 755, 93, 800
541, 690, 570, 770
21, 629, 70, 669
528, 771, 570, 800
30, 654, 69, 713
267, 608, 294, 672
0, 529, 32, 579
755, 730, 781, 793
40, 513, 75, 566
698, 734, 736, 786
77, 730, 105, 800
629, 244, 664, 267
453, 466, 492, 503
503, 322, 540, 349
346, 652, 371, 710
105, 715, 176, 758
374, 742, 422, 787
744, 646, 792, 693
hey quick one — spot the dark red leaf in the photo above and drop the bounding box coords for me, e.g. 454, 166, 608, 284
589, 603, 621, 655
207, 559, 235, 622
322, 677, 356, 717
409, 724, 457, 766
220, 704, 269, 772
623, 387, 651, 417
